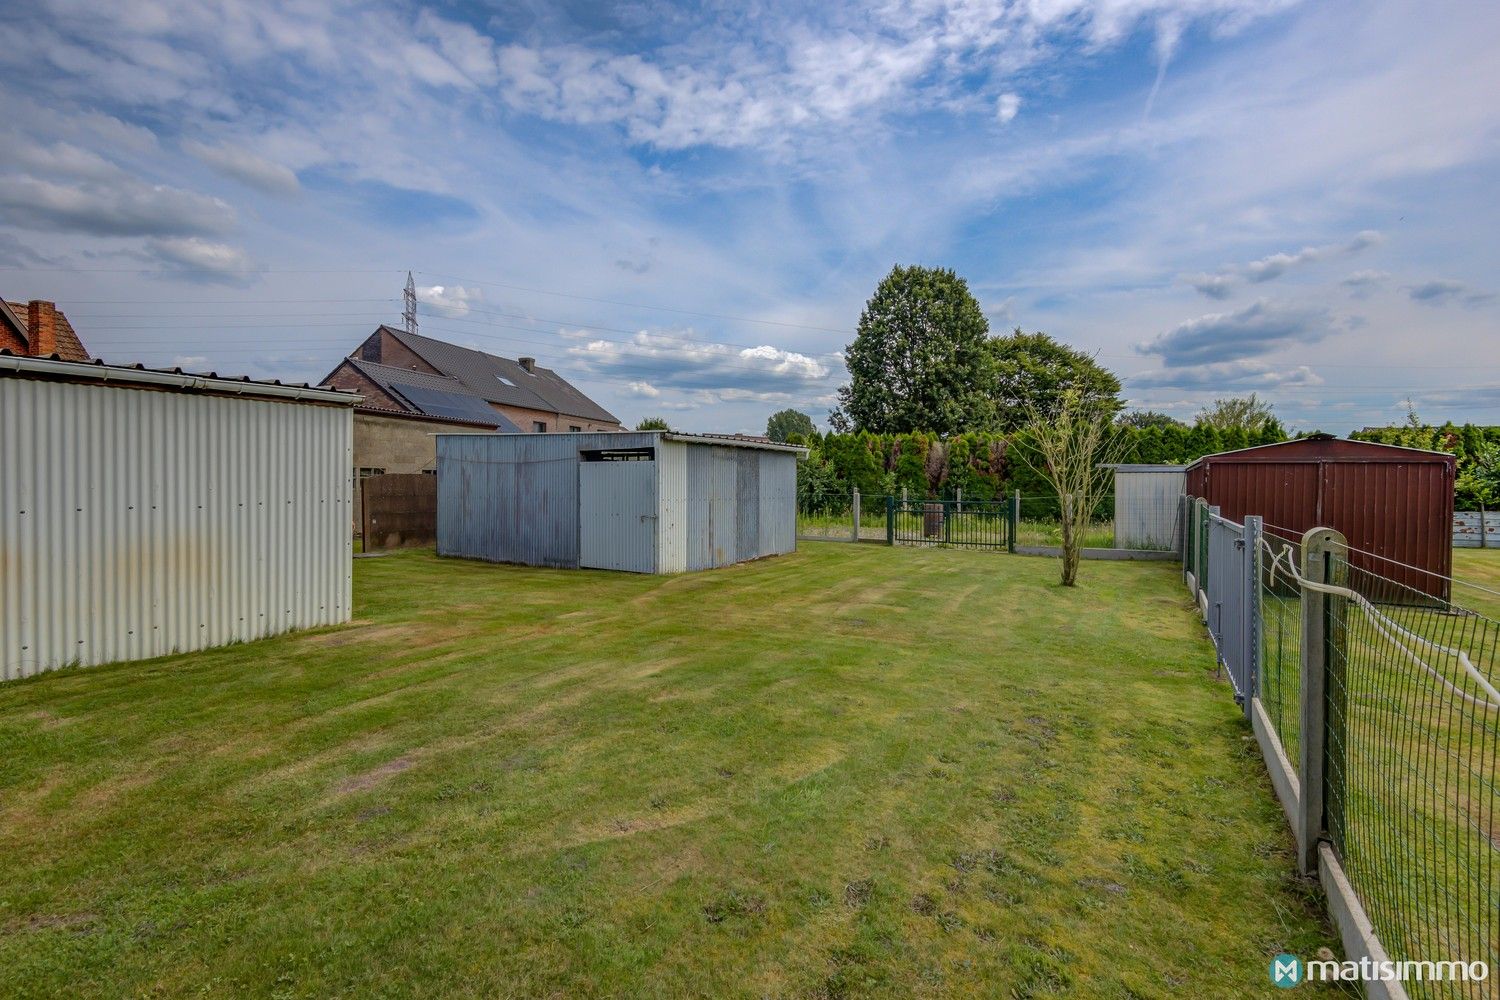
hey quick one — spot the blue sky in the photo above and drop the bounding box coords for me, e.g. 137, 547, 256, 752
0, 0, 1496, 433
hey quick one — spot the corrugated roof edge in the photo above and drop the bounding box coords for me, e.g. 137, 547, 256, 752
429, 429, 809, 455
662, 432, 808, 455
1101, 464, 1188, 472
1183, 435, 1457, 472
0, 351, 360, 406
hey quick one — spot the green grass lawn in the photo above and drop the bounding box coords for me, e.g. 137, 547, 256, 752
0, 544, 1342, 998
1452, 546, 1500, 619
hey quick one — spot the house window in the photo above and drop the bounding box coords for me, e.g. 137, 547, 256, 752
358, 467, 385, 477
569, 425, 582, 432
497, 376, 515, 387
533, 421, 547, 432
422, 468, 436, 476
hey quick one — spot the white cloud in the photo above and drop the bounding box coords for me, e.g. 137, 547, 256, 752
0, 174, 235, 237
1128, 359, 1325, 390
146, 237, 252, 282
995, 92, 1021, 124
1137, 299, 1336, 366
415, 284, 477, 317
568, 329, 833, 401
626, 380, 661, 398
1185, 229, 1384, 297
1406, 279, 1494, 308
182, 140, 300, 195
492, 2, 1289, 151
1341, 269, 1389, 297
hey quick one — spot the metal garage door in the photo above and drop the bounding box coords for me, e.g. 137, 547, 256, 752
579, 455, 657, 573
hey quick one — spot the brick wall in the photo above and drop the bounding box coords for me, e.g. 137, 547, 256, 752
322, 362, 404, 410
351, 410, 495, 530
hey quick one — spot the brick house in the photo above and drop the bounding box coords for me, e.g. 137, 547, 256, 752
320, 327, 622, 532
0, 299, 90, 361
321, 326, 621, 434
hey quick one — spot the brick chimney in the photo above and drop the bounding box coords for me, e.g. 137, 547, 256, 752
518, 356, 535, 373
27, 301, 58, 357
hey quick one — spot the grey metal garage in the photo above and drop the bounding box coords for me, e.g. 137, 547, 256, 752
435, 432, 805, 573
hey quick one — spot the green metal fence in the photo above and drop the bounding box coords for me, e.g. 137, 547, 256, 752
885, 496, 1015, 550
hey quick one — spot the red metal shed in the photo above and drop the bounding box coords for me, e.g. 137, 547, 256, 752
1185, 434, 1456, 599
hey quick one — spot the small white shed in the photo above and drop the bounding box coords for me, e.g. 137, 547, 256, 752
1, 355, 359, 681
1106, 464, 1186, 551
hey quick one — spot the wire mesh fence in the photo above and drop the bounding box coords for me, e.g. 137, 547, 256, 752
796, 486, 886, 542
1192, 500, 1500, 998
1320, 553, 1499, 998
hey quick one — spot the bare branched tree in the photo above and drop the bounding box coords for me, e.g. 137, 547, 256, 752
1019, 390, 1127, 586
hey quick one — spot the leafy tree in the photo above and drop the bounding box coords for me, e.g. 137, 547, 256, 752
766, 409, 816, 442
1118, 409, 1186, 430
1195, 393, 1276, 432
832, 265, 997, 435
991, 330, 1122, 431
635, 416, 671, 431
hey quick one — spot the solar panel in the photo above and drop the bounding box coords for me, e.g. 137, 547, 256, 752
393, 385, 517, 430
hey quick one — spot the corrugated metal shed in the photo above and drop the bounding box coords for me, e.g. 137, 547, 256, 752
1185, 435, 1455, 598
1, 355, 357, 681
436, 432, 804, 573
1106, 465, 1186, 551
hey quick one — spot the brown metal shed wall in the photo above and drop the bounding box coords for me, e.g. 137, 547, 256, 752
1321, 461, 1453, 597
1187, 439, 1454, 600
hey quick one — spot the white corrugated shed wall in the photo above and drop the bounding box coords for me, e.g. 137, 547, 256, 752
656, 440, 688, 573
1111, 466, 1186, 551
1, 378, 352, 680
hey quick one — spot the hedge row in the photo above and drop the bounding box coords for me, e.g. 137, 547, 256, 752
794, 422, 1290, 506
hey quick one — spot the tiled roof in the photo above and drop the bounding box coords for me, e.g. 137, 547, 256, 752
6, 301, 90, 362
378, 326, 619, 425
344, 358, 520, 432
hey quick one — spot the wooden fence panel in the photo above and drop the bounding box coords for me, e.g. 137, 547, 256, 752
362, 473, 438, 550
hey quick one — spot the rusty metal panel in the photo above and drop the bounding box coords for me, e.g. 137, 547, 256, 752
1186, 438, 1455, 600
361, 473, 437, 550
1, 375, 353, 681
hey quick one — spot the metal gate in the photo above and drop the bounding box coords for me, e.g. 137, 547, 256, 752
1201, 508, 1262, 710
579, 458, 657, 573
886, 497, 1014, 549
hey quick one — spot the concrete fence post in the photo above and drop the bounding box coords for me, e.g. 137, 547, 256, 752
851, 487, 861, 543
1296, 526, 1347, 876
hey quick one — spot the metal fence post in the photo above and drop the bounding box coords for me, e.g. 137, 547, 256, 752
1242, 516, 1263, 720
886, 494, 895, 546
1183, 495, 1193, 588
1008, 490, 1019, 554
851, 487, 861, 543
1296, 526, 1346, 876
